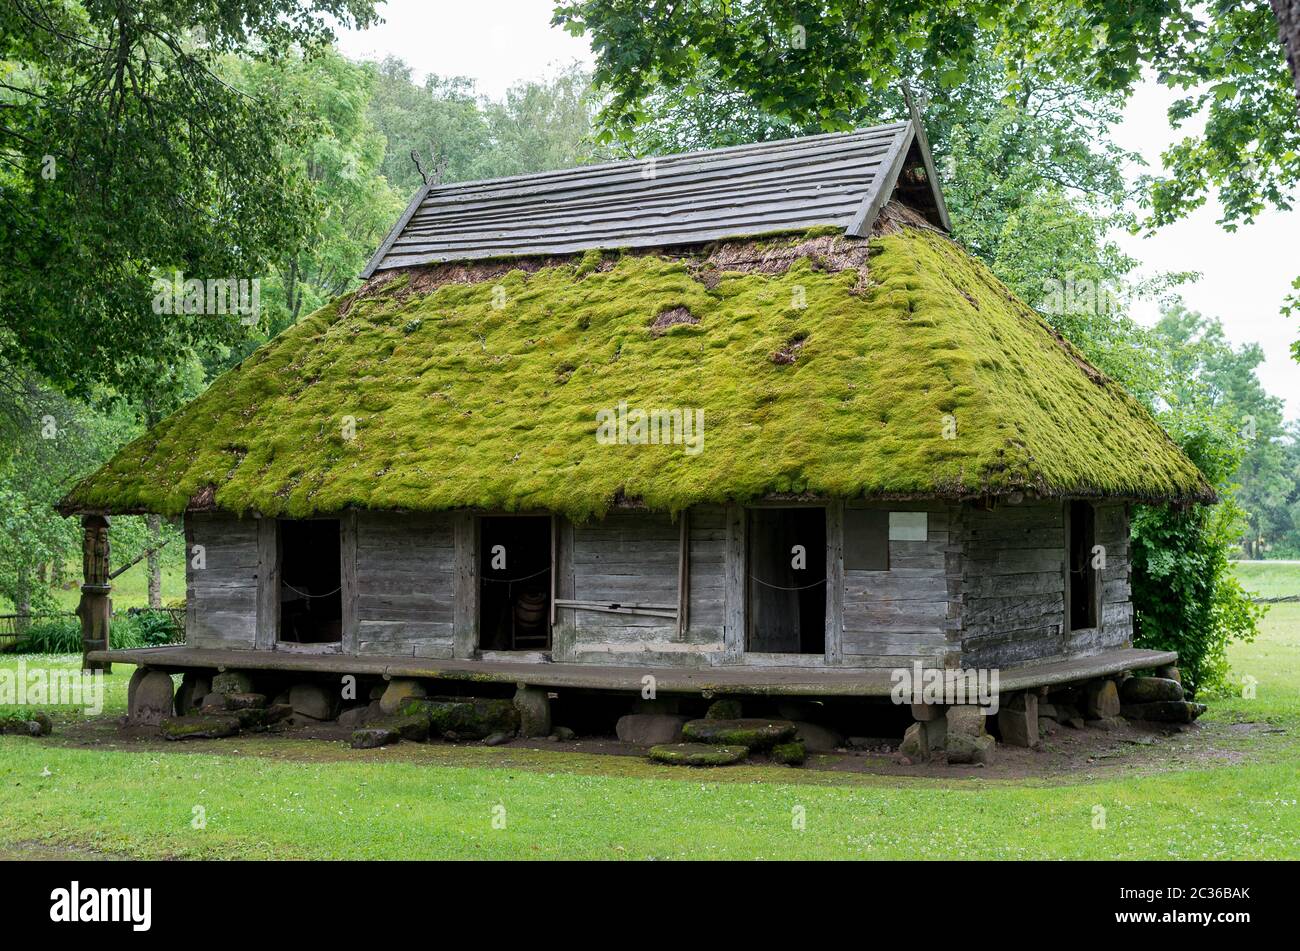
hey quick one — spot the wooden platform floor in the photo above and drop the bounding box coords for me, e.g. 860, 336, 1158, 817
88, 645, 1178, 698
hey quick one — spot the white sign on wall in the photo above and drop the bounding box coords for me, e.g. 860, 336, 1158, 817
888, 511, 928, 541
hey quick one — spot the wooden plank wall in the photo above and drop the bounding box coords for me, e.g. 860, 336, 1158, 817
841, 501, 956, 667
959, 501, 1131, 668
554, 510, 721, 665
960, 502, 1065, 667
354, 512, 455, 657
185, 513, 259, 649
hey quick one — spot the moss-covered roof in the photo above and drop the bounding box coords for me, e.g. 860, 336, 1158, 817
62, 226, 1211, 519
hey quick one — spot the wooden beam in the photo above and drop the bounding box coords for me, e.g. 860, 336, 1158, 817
255, 517, 279, 650
824, 500, 844, 665
676, 509, 691, 640
554, 599, 678, 619
723, 503, 746, 663
452, 512, 477, 658
77, 514, 111, 673
339, 511, 358, 653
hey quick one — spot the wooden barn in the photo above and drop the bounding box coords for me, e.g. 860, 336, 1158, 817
61, 107, 1210, 753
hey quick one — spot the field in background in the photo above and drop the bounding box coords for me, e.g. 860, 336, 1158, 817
1, 553, 186, 615
0, 563, 1296, 859
1233, 561, 1300, 600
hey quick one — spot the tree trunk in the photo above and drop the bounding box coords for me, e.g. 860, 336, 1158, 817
147, 514, 163, 608
1274, 0, 1300, 112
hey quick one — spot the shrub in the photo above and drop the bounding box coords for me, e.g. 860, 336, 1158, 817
1131, 404, 1263, 697
15, 608, 183, 653
15, 616, 82, 653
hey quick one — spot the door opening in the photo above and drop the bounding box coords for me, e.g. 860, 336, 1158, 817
278, 519, 342, 644
478, 516, 552, 651
747, 507, 826, 654
1067, 501, 1098, 631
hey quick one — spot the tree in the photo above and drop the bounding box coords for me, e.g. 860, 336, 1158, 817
1153, 305, 1298, 557
367, 58, 608, 192
220, 48, 405, 345
366, 56, 492, 197
0, 0, 379, 408
1130, 402, 1263, 695
555, 1, 1300, 343
468, 63, 610, 179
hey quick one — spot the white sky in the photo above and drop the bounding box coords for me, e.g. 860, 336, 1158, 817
338, 0, 1298, 421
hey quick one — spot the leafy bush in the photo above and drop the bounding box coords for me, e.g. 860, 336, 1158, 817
14, 616, 82, 653
118, 608, 185, 647
16, 609, 183, 653
1132, 404, 1264, 696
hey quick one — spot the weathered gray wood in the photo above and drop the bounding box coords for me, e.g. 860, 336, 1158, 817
183, 514, 260, 650
340, 510, 358, 653
346, 511, 456, 658
676, 510, 690, 639
723, 503, 745, 662
846, 122, 914, 237
255, 518, 278, 649
96, 643, 1181, 697
824, 500, 844, 664
452, 512, 476, 658
363, 120, 949, 275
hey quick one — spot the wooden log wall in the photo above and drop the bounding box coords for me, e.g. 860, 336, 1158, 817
841, 501, 957, 668
959, 501, 1131, 668
354, 512, 455, 657
186, 513, 260, 649
181, 500, 1134, 671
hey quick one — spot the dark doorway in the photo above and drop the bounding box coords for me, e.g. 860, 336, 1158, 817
278, 519, 342, 644
1067, 501, 1098, 631
478, 516, 552, 651
747, 508, 826, 654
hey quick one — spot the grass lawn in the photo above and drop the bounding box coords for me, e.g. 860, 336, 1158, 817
0, 568, 1297, 860
1, 553, 186, 616
1232, 560, 1300, 600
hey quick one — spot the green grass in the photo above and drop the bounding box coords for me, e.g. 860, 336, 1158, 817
1232, 560, 1300, 600
1, 554, 185, 615
0, 563, 1296, 860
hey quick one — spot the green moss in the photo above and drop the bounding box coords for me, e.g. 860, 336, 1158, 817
771, 741, 807, 766
159, 715, 240, 740
681, 718, 798, 750
63, 228, 1209, 519
647, 743, 748, 766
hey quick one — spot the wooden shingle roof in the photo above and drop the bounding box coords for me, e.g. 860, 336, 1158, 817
361, 116, 950, 277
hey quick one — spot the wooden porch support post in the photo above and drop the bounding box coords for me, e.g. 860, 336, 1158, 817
77, 514, 112, 673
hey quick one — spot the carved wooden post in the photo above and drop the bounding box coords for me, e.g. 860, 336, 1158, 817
77, 514, 112, 673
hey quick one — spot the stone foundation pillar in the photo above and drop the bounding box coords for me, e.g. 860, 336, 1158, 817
77, 514, 112, 673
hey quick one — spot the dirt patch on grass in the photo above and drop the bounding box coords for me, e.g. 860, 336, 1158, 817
0, 840, 135, 861
25, 710, 1289, 789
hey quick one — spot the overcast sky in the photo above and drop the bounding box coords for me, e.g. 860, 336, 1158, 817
338, 0, 1298, 421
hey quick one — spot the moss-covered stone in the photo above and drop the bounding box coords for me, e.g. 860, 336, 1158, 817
398, 697, 519, 740
160, 715, 240, 740
647, 743, 748, 766
705, 699, 743, 720
61, 228, 1209, 519
376, 714, 431, 742
681, 718, 797, 750
770, 741, 806, 766
350, 727, 399, 749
